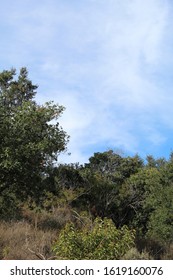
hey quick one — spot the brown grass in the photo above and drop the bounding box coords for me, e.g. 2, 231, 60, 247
0, 220, 58, 259
0, 205, 75, 260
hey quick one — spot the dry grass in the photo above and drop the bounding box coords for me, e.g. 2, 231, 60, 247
122, 247, 153, 260
0, 220, 58, 259
0, 205, 75, 260
22, 207, 69, 229
161, 243, 173, 260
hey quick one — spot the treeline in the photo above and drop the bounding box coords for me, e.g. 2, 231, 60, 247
0, 68, 173, 259
45, 151, 173, 259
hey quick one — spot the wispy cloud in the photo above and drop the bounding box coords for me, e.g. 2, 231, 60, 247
0, 0, 173, 163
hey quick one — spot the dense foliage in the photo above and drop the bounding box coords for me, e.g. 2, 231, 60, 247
52, 218, 135, 259
0, 68, 173, 259
0, 68, 69, 215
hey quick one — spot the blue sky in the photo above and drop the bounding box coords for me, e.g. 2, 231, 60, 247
1, 0, 173, 164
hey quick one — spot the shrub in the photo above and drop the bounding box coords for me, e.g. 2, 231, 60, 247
52, 217, 135, 259
0, 191, 21, 221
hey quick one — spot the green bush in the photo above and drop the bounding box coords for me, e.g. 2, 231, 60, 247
52, 218, 135, 259
0, 191, 21, 221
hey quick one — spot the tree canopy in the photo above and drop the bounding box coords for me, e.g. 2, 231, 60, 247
0, 67, 69, 203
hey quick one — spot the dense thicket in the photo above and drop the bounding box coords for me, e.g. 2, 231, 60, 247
51, 151, 173, 258
0, 68, 173, 259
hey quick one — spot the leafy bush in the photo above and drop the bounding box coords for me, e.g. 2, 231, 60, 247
52, 218, 135, 259
0, 191, 21, 221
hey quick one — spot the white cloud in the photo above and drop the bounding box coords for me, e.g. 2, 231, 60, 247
0, 0, 172, 163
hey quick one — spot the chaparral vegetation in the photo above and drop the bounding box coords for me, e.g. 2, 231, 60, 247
0, 68, 173, 260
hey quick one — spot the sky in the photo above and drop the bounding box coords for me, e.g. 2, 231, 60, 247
0, 0, 173, 164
